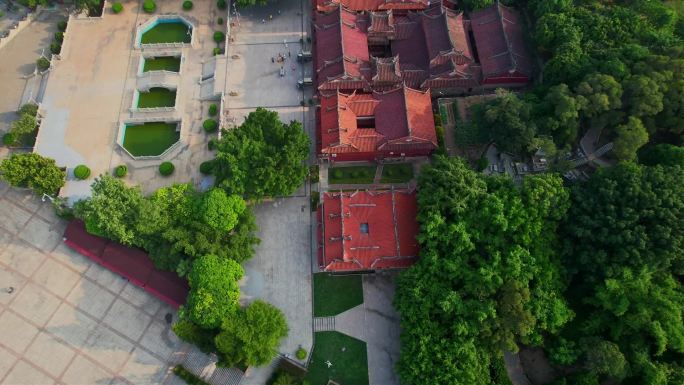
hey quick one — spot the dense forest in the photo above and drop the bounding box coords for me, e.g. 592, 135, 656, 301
394, 1, 684, 385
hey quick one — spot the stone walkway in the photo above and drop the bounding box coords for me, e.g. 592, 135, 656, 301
0, 181, 241, 385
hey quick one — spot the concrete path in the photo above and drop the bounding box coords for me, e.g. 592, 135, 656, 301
316, 274, 401, 385
0, 9, 63, 134
504, 351, 532, 385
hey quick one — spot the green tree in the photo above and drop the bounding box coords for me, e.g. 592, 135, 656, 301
575, 73, 623, 118
473, 89, 537, 155
613, 117, 649, 161
194, 188, 246, 233
184, 255, 244, 329
214, 300, 288, 367
395, 157, 572, 385
211, 108, 310, 200
11, 113, 37, 135
584, 340, 628, 380
457, 0, 493, 12
623, 74, 665, 117
73, 175, 143, 245
0, 153, 65, 195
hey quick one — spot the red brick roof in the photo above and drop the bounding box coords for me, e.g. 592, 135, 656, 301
469, 2, 532, 78
317, 0, 429, 12
315, 7, 372, 91
319, 86, 437, 157
321, 190, 419, 271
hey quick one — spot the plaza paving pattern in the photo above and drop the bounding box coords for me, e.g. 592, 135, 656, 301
0, 182, 242, 385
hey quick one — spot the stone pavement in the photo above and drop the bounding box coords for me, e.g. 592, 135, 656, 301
0, 181, 239, 385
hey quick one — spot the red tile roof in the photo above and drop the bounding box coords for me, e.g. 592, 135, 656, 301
319, 86, 437, 157
63, 220, 189, 308
321, 190, 419, 271
470, 2, 532, 79
315, 7, 372, 91
317, 0, 429, 12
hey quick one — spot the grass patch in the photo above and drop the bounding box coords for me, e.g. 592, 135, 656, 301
379, 163, 413, 183
305, 331, 369, 385
137, 87, 176, 108
122, 122, 179, 156
143, 56, 181, 72
313, 273, 363, 317
328, 166, 376, 185
140, 22, 191, 44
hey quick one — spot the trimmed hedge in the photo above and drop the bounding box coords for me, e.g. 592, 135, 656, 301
54, 32, 64, 42
50, 42, 61, 55
213, 31, 225, 43
37, 57, 50, 71
112, 2, 123, 13
203, 119, 218, 133
143, 0, 156, 13
208, 104, 218, 117
3, 132, 17, 146
114, 165, 128, 178
73, 165, 91, 180
159, 161, 174, 176
217, 0, 227, 10
199, 161, 214, 175
213, 47, 221, 56
182, 0, 193, 10
217, 17, 224, 25
57, 20, 67, 32
172, 365, 210, 385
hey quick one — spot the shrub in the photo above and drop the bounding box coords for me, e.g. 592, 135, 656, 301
203, 119, 218, 133
37, 57, 50, 71
111, 2, 123, 13
11, 114, 37, 135
208, 104, 218, 116
351, 171, 360, 178
199, 161, 214, 175
54, 32, 64, 42
19, 103, 39, 117
208, 139, 216, 151
333, 169, 343, 179
143, 0, 156, 13
182, 0, 193, 10
0, 153, 66, 195
217, 17, 223, 25
172, 365, 211, 385
213, 31, 225, 44
114, 165, 128, 178
57, 20, 67, 32
295, 347, 307, 360
3, 132, 17, 146
217, 0, 227, 10
159, 161, 174, 176
73, 165, 91, 180
213, 47, 221, 56
50, 42, 61, 55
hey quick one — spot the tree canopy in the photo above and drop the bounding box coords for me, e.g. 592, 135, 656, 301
0, 153, 65, 196
210, 108, 310, 200
394, 156, 572, 385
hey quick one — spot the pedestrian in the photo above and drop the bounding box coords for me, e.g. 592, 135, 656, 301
269, 15, 273, 21
6, 287, 14, 294
288, 51, 291, 57
262, 18, 265, 23
271, 57, 275, 63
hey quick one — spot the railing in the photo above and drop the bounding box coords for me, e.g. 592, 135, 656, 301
129, 106, 176, 113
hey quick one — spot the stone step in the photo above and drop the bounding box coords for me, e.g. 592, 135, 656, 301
313, 316, 336, 332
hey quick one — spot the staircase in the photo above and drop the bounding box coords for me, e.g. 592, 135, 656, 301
313, 316, 336, 332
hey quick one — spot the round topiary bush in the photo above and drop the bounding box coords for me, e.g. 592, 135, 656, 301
208, 104, 218, 117
73, 165, 91, 180
203, 119, 218, 133
50, 42, 61, 55
295, 347, 307, 360
352, 171, 360, 178
182, 0, 193, 10
143, 0, 156, 13
199, 161, 214, 175
217, 0, 227, 10
159, 162, 174, 176
213, 47, 221, 56
111, 2, 123, 13
114, 165, 128, 178
3, 132, 17, 146
333, 169, 343, 179
37, 57, 50, 71
213, 31, 225, 43
217, 17, 224, 25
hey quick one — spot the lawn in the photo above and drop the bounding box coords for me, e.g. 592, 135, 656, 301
137, 88, 176, 108
305, 331, 369, 385
143, 56, 181, 72
328, 166, 376, 185
379, 163, 414, 183
122, 122, 180, 156
140, 22, 192, 44
313, 273, 363, 317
